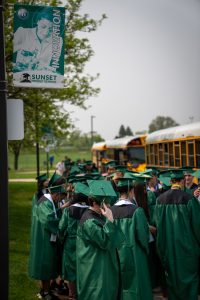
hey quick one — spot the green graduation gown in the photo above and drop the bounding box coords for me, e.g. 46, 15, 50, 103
76, 208, 125, 300
111, 200, 153, 300
28, 194, 62, 280
59, 203, 88, 281
153, 188, 200, 300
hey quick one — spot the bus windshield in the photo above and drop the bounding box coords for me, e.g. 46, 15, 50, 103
127, 147, 145, 164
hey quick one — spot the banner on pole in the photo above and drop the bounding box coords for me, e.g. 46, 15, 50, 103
13, 4, 65, 88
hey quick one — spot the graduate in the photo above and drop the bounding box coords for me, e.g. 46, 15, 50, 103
59, 182, 90, 300
153, 170, 200, 300
111, 177, 153, 300
76, 179, 125, 300
28, 184, 69, 300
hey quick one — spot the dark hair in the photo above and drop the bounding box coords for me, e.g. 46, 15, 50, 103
133, 182, 150, 221
116, 185, 133, 194
36, 11, 53, 23
70, 193, 89, 205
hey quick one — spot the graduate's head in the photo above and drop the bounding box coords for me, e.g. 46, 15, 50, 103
116, 178, 134, 195
70, 182, 89, 205
35, 173, 49, 190
170, 170, 184, 187
48, 184, 67, 202
87, 179, 117, 207
35, 11, 53, 41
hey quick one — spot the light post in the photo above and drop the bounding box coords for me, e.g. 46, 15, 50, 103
91, 115, 95, 145
0, 1, 9, 299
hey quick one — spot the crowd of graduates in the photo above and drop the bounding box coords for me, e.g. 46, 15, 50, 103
28, 157, 200, 300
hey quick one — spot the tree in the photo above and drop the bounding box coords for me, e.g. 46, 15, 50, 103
148, 116, 179, 133
126, 126, 133, 136
5, 0, 106, 169
118, 125, 126, 138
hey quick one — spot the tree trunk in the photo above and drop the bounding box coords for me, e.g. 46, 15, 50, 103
14, 151, 19, 170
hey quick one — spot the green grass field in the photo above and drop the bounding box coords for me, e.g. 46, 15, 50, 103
8, 148, 91, 178
9, 182, 39, 300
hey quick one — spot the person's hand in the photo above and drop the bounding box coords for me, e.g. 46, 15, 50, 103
100, 203, 114, 223
149, 225, 157, 235
60, 201, 71, 210
194, 187, 200, 198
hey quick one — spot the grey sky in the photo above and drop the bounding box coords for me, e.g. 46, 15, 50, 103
64, 0, 200, 140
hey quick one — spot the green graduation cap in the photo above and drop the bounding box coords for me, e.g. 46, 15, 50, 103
192, 169, 200, 178
48, 172, 62, 187
170, 170, 184, 180
48, 184, 67, 194
116, 177, 134, 188
142, 168, 159, 176
158, 176, 171, 187
69, 165, 83, 176
36, 173, 48, 183
157, 168, 178, 178
87, 179, 117, 203
73, 182, 90, 197
180, 166, 195, 175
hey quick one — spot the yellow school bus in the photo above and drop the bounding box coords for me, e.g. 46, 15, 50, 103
91, 141, 108, 172
145, 122, 200, 170
92, 135, 147, 172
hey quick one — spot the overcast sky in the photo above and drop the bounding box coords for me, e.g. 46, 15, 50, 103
64, 0, 200, 140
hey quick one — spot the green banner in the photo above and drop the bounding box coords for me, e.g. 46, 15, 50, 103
13, 4, 65, 88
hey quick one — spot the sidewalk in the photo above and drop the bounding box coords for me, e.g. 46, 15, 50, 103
9, 178, 36, 182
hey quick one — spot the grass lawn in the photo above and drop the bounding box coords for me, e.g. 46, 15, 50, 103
8, 148, 91, 173
9, 182, 39, 300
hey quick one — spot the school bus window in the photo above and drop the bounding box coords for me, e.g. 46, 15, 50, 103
169, 142, 174, 166
154, 144, 158, 165
128, 147, 145, 165
164, 143, 169, 165
158, 143, 163, 166
174, 142, 180, 167
146, 145, 150, 164
150, 145, 153, 165
181, 141, 187, 167
188, 141, 194, 167
196, 139, 200, 168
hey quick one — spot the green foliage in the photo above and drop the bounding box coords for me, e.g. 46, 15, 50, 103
148, 116, 179, 133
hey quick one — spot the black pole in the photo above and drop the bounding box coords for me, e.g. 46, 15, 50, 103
0, 1, 9, 299
46, 151, 49, 177
35, 100, 40, 178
